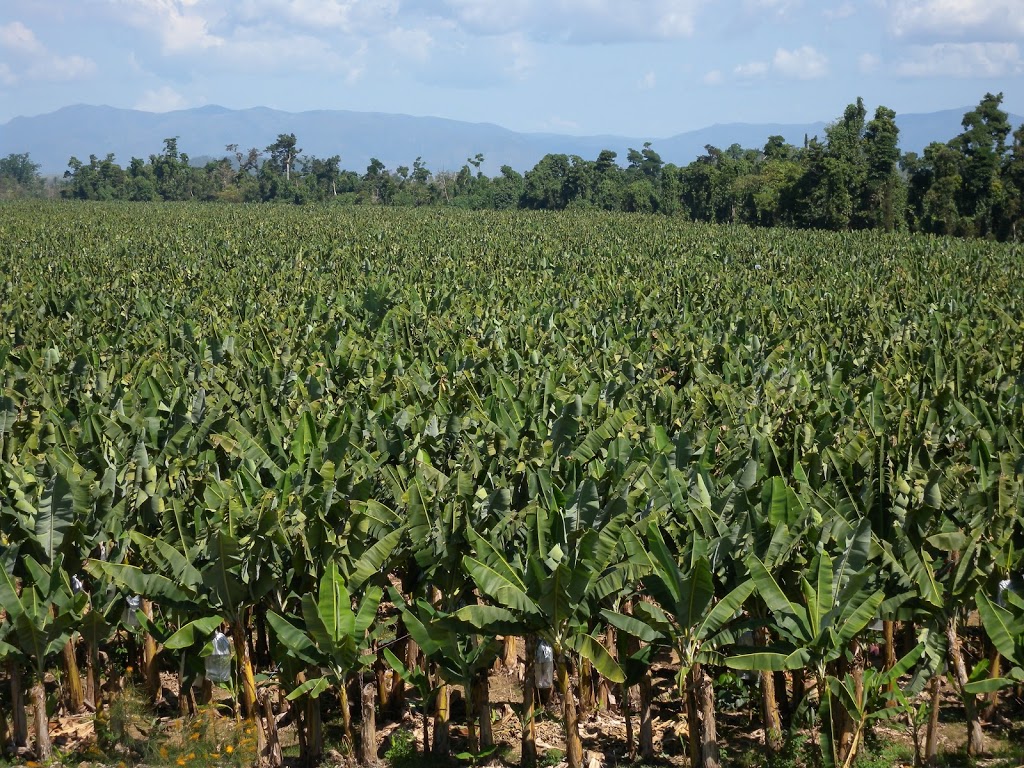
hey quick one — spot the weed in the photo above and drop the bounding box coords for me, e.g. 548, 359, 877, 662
541, 747, 565, 766
384, 728, 417, 768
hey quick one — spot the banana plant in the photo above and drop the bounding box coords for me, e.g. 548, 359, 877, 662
385, 587, 502, 756
267, 558, 390, 765
880, 511, 993, 758
86, 508, 282, 721
457, 477, 626, 768
605, 522, 755, 768
821, 642, 931, 768
732, 519, 885, 768
0, 550, 87, 761
971, 586, 1024, 692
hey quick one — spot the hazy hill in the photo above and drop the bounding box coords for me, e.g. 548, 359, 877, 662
2, 104, 1019, 176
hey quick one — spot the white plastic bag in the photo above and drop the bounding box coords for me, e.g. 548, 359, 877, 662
535, 639, 554, 689
998, 578, 1013, 606
205, 630, 233, 683
124, 595, 141, 628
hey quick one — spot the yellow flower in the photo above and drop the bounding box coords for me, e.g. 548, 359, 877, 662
188, 752, 196, 760
190, 732, 200, 740
210, 753, 220, 759
26, 761, 41, 768
177, 760, 186, 767
225, 745, 234, 754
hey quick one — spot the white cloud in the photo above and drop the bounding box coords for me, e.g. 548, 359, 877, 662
888, 0, 1024, 42
12, 0, 705, 103
895, 42, 1024, 77
101, 1, 375, 79
734, 60, 769, 78
858, 52, 881, 73
823, 2, 855, 20
0, 20, 44, 55
501, 33, 534, 78
703, 68, 723, 85
226, 29, 367, 78
744, 0, 800, 17
733, 45, 828, 81
34, 53, 95, 80
638, 70, 657, 90
772, 45, 828, 79
0, 20, 96, 83
386, 26, 434, 61
429, 0, 704, 43
108, 0, 224, 53
232, 0, 400, 34
134, 85, 190, 112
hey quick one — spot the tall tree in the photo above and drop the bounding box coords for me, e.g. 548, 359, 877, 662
955, 92, 1012, 236
802, 98, 868, 231
1000, 123, 1024, 239
0, 153, 43, 197
265, 133, 302, 181
862, 106, 904, 231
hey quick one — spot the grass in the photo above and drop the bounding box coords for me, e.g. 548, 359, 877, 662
91, 688, 256, 768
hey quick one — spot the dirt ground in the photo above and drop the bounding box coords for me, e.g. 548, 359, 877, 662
22, 657, 1024, 768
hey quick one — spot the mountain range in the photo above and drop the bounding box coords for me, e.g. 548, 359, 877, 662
2, 104, 1020, 176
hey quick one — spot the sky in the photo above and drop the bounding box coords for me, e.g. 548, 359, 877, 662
0, 0, 1022, 137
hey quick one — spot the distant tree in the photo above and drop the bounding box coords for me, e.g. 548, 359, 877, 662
303, 155, 342, 199
796, 138, 854, 230
265, 133, 302, 181
862, 106, 903, 231
595, 149, 618, 175
150, 137, 194, 200
491, 165, 524, 210
62, 154, 126, 200
125, 157, 158, 201
763, 135, 794, 162
411, 157, 431, 184
227, 144, 263, 176
749, 157, 802, 227
0, 153, 43, 197
196, 157, 235, 201
626, 142, 663, 180
363, 158, 395, 204
622, 178, 659, 213
680, 148, 720, 221
564, 155, 595, 206
521, 154, 572, 210
921, 142, 966, 236
809, 98, 867, 230
955, 92, 1011, 236
999, 123, 1024, 239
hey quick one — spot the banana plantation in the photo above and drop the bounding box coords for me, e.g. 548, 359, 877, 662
0, 201, 1022, 768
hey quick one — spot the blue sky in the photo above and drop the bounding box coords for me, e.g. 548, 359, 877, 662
1, 1, 1022, 136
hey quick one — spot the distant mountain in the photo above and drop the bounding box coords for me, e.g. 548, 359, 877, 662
2, 104, 1019, 176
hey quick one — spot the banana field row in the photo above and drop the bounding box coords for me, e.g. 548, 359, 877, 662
0, 201, 1022, 768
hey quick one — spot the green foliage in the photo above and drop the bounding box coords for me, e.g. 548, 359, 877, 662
384, 728, 418, 768
0, 152, 44, 198
1, 200, 1023, 766
540, 747, 565, 766
48, 92, 1024, 239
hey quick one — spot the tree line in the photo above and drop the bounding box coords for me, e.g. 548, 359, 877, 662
2, 92, 1022, 240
